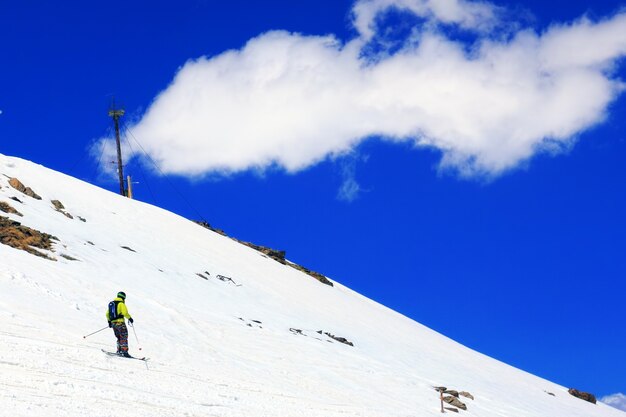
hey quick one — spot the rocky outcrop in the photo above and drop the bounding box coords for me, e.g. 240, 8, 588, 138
51, 200, 73, 219
318, 330, 354, 346
195, 270, 242, 286
8, 178, 42, 200
460, 391, 474, 400
287, 262, 334, 286
215, 274, 241, 286
239, 240, 287, 264
568, 388, 596, 404
194, 220, 334, 286
193, 220, 226, 236
435, 387, 473, 413
0, 216, 57, 259
239, 241, 333, 286
51, 199, 65, 210
445, 390, 460, 398
443, 396, 467, 410
0, 201, 23, 217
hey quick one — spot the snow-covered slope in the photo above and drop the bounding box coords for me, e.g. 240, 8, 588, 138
0, 154, 621, 417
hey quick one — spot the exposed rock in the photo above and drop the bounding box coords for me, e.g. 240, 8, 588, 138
51, 199, 74, 219
324, 332, 354, 346
78, 216, 86, 222
241, 241, 287, 264
194, 219, 334, 286
238, 317, 262, 328
0, 201, 23, 217
568, 388, 596, 404
459, 391, 474, 400
436, 387, 472, 412
51, 200, 65, 210
443, 396, 467, 411
216, 274, 242, 286
0, 216, 57, 260
546, 391, 555, 397
60, 254, 79, 261
9, 178, 42, 200
288, 262, 334, 286
10, 196, 22, 203
196, 270, 242, 286
120, 246, 136, 252
193, 220, 227, 236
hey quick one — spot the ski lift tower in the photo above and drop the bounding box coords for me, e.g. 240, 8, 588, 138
108, 106, 126, 197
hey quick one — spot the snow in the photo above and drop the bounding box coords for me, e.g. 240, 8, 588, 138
0, 154, 622, 417
602, 394, 626, 412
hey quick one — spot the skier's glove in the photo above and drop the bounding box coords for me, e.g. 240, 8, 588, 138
108, 321, 112, 328
128, 318, 134, 324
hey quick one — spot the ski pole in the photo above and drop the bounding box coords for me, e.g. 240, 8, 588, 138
130, 322, 142, 351
83, 326, 109, 339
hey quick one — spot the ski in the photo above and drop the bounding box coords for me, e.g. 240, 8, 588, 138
101, 349, 149, 361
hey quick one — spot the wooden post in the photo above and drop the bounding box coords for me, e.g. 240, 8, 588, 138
440, 389, 445, 413
127, 175, 133, 199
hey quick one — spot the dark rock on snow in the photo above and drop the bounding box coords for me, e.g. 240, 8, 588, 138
459, 391, 475, 400
568, 388, 596, 404
51, 200, 65, 210
445, 390, 460, 398
194, 219, 334, 286
0, 201, 23, 217
443, 396, 468, 411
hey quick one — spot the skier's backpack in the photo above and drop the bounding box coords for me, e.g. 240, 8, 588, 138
108, 301, 121, 321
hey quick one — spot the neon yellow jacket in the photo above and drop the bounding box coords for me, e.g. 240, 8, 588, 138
106, 297, 132, 323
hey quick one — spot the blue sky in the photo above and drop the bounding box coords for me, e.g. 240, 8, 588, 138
1, 0, 625, 402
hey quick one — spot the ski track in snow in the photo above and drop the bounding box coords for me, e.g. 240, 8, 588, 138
0, 320, 372, 417
0, 155, 623, 417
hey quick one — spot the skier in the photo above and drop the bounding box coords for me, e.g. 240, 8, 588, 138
106, 291, 134, 357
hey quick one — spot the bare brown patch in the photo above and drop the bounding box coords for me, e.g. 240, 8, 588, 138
0, 201, 23, 217
8, 178, 42, 200
0, 216, 58, 260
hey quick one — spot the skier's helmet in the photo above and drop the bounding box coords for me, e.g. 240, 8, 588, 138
117, 291, 126, 300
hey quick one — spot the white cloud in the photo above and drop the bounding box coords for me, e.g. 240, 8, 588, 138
337, 154, 366, 202
96, 1, 626, 179
601, 393, 626, 412
337, 176, 362, 202
352, 0, 498, 40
